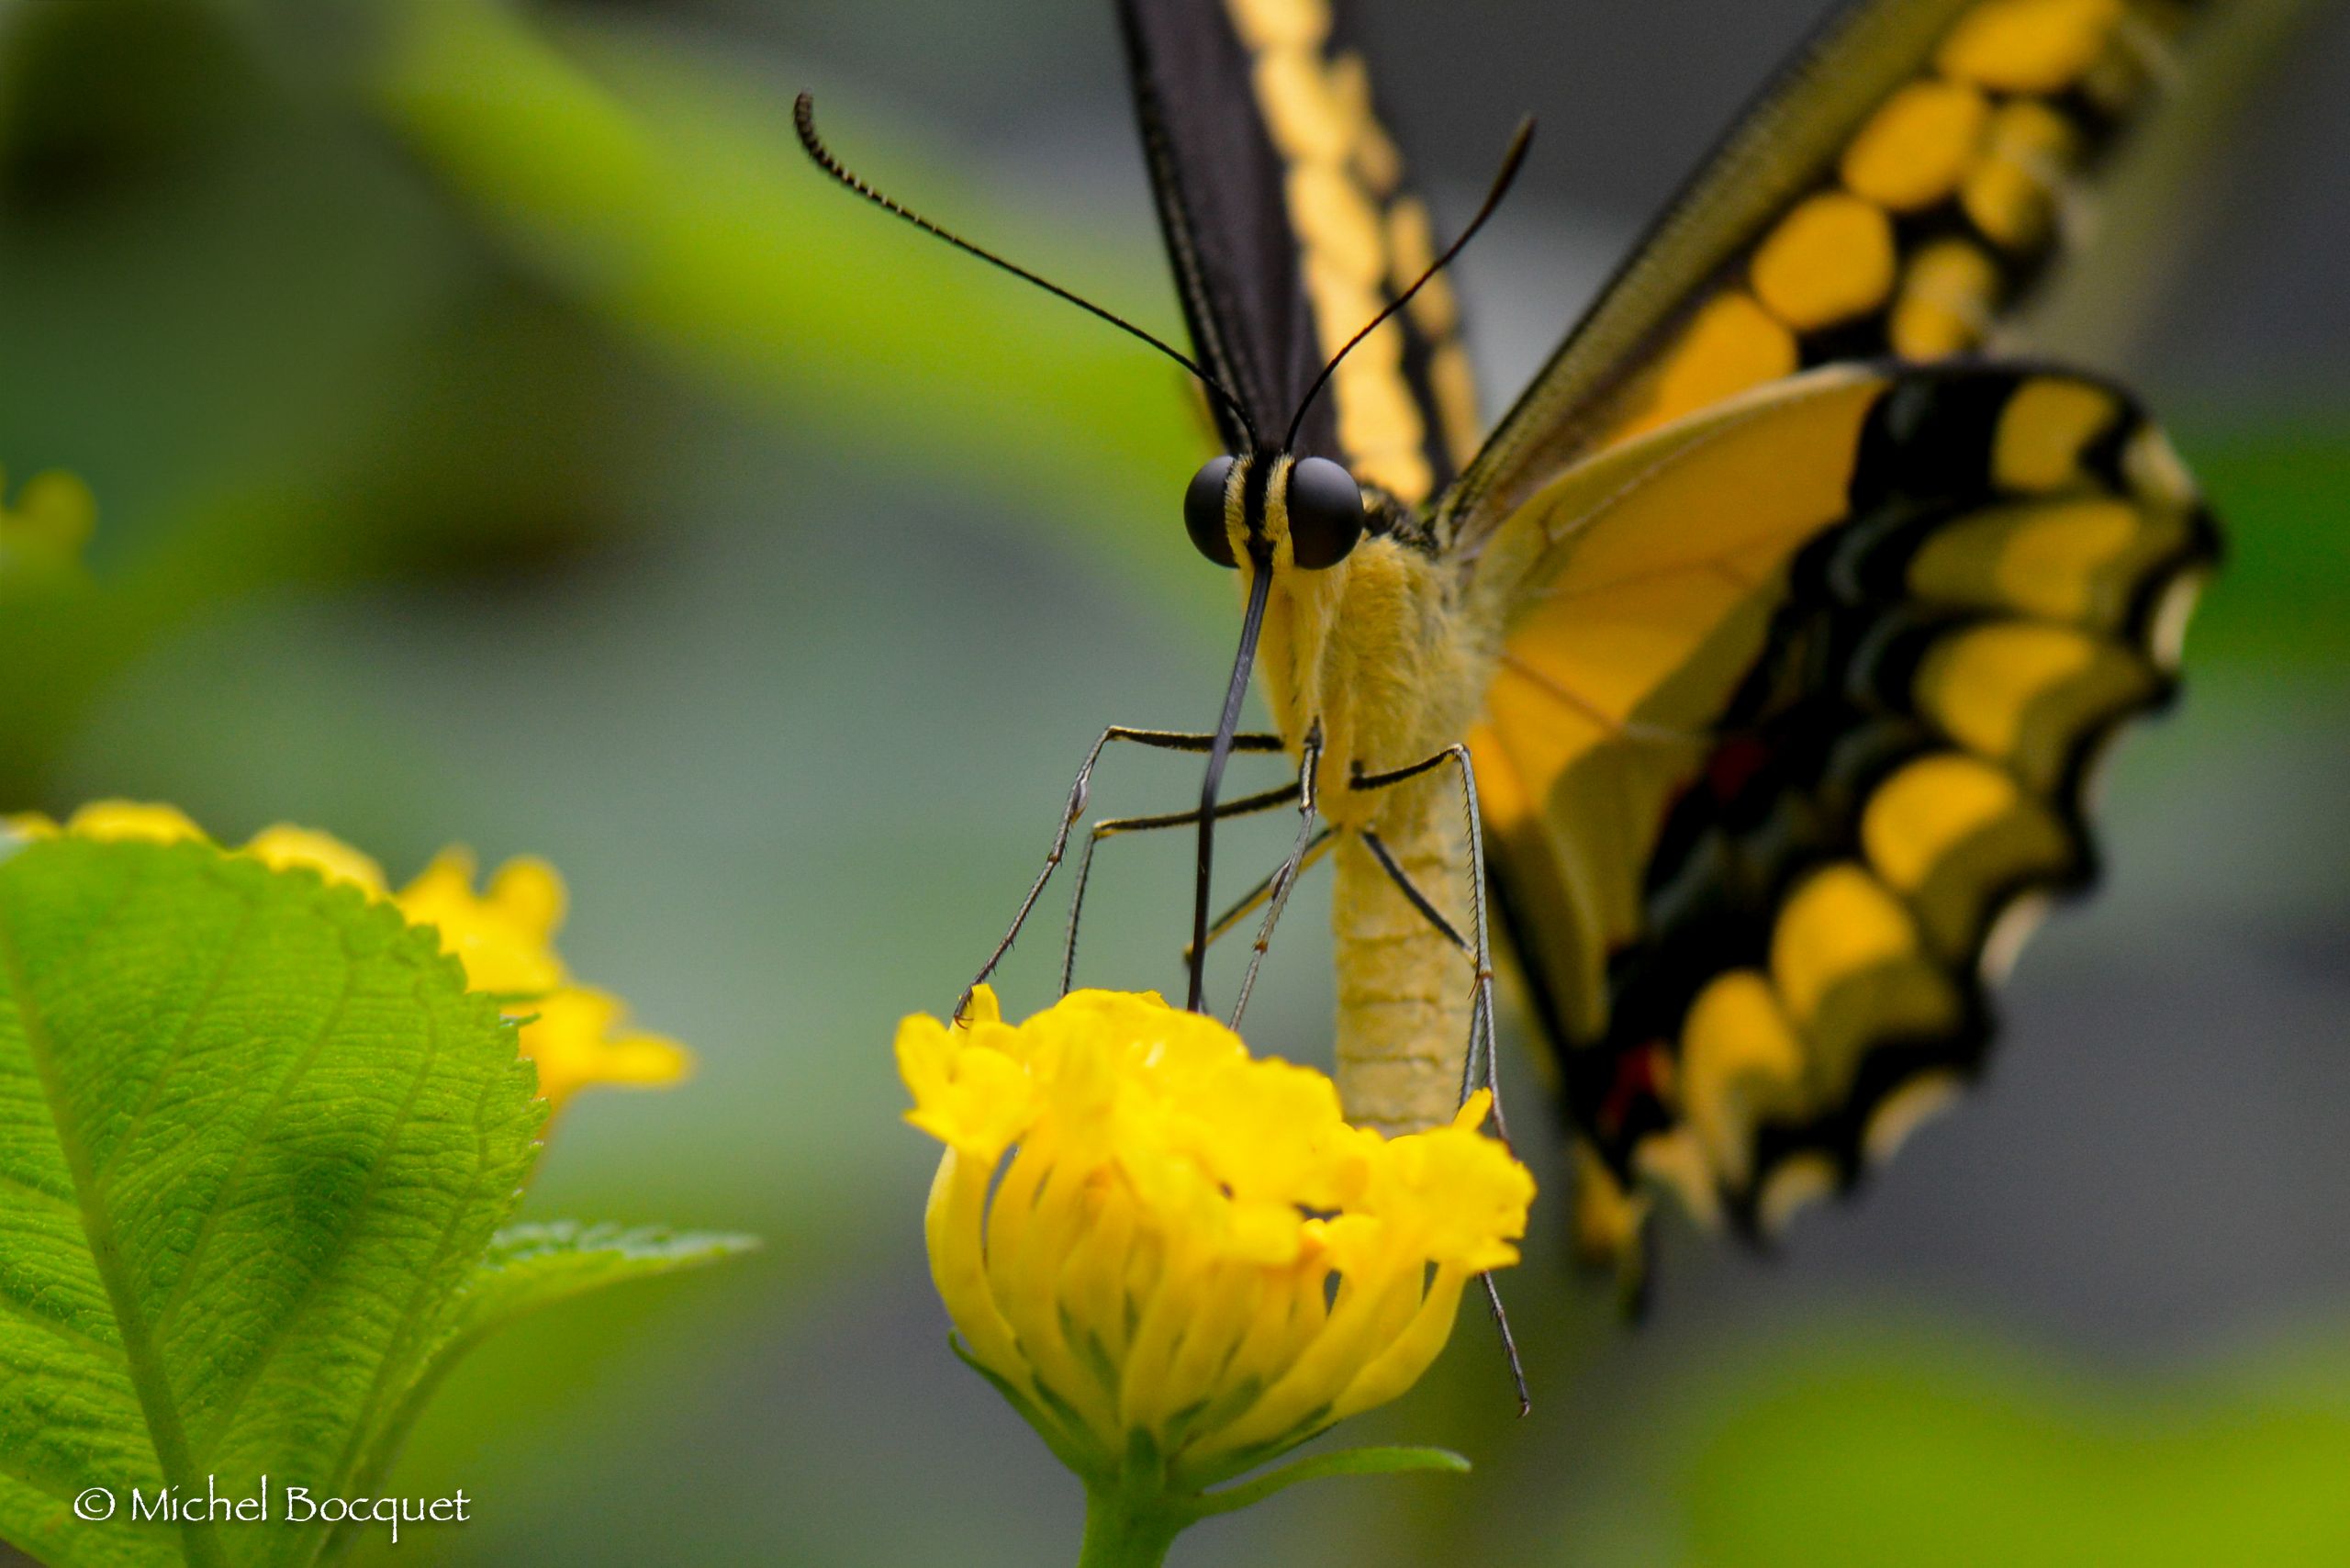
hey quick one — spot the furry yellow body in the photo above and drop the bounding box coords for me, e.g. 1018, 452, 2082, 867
1237, 462, 1494, 1135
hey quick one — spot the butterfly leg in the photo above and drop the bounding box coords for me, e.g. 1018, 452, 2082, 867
1059, 780, 1303, 994
1348, 744, 1505, 1141
958, 725, 1286, 1017
1352, 744, 1529, 1415
1177, 827, 1336, 971
1359, 828, 1466, 950
1228, 720, 1325, 1030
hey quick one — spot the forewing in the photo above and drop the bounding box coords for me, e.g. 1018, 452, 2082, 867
1121, 0, 1480, 503
1441, 0, 2230, 549
1461, 362, 2213, 1272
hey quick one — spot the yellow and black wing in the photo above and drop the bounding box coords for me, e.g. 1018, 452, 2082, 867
1464, 361, 2213, 1273
1441, 0, 2235, 549
1437, 0, 2268, 1282
1118, 0, 1478, 506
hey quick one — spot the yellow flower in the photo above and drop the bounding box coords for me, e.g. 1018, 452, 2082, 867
0, 465, 96, 597
245, 823, 390, 893
53, 800, 205, 844
7, 801, 689, 1114
392, 847, 566, 997
518, 987, 690, 1110
898, 986, 1532, 1546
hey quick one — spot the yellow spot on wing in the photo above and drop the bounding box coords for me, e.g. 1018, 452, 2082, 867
1913, 622, 2151, 794
1387, 198, 1460, 335
1938, 0, 2123, 95
1758, 1152, 1839, 1236
2122, 425, 2198, 508
1354, 447, 1434, 503
1772, 863, 1959, 1092
1634, 294, 1800, 440
1428, 342, 1483, 470
1862, 1071, 1964, 1168
1774, 865, 1918, 1026
2143, 570, 2206, 673
1909, 496, 2177, 629
1861, 753, 2071, 958
1891, 239, 2001, 357
1225, 0, 1331, 52
1750, 192, 1898, 332
1325, 50, 1376, 151
1682, 970, 1806, 1192
1570, 1139, 1649, 1271
1352, 114, 1403, 194
1304, 250, 1382, 357
1333, 331, 1434, 495
1994, 376, 2119, 491
1863, 754, 2029, 896
1288, 163, 1387, 286
1841, 80, 1989, 212
1254, 45, 1353, 163
1962, 100, 2081, 252
1636, 1130, 1722, 1229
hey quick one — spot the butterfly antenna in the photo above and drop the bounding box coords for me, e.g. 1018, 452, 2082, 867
796, 93, 1259, 445
1284, 117, 1535, 453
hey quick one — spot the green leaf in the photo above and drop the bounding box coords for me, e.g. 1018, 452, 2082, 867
0, 837, 543, 1568
1675, 1326, 2350, 1568
332, 1220, 754, 1521
366, 0, 1221, 615
2180, 418, 2350, 668
1192, 1445, 1471, 1518
439, 1223, 756, 1344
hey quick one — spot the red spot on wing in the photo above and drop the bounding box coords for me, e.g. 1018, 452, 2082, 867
1600, 1042, 1670, 1136
1707, 734, 1774, 803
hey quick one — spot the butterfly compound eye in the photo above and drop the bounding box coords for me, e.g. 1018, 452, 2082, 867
1285, 456, 1364, 569
1184, 454, 1240, 567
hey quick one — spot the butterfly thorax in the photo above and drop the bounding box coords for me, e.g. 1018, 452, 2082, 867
1220, 453, 1494, 1133
1220, 454, 1487, 823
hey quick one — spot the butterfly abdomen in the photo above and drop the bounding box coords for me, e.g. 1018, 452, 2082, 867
1244, 510, 1495, 1132
1332, 800, 1473, 1136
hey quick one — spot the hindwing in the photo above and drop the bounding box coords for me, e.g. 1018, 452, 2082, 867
1465, 362, 2213, 1272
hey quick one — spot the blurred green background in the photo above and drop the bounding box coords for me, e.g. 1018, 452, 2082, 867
3, 0, 2346, 1562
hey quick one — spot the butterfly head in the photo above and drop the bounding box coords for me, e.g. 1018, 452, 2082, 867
1182, 451, 1365, 574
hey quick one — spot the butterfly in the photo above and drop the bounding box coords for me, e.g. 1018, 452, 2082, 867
800, 0, 2229, 1290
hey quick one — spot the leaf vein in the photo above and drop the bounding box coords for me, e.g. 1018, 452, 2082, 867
148, 933, 362, 1339
0, 1274, 129, 1365
0, 871, 229, 1568
327, 990, 493, 1500
0, 1166, 77, 1218
93, 895, 263, 1194
194, 984, 443, 1462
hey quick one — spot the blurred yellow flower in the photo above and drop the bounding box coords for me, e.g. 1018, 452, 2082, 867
394, 847, 567, 998
0, 465, 96, 597
245, 823, 390, 892
517, 987, 691, 1108
898, 987, 1531, 1561
20, 800, 204, 844
6, 801, 688, 1114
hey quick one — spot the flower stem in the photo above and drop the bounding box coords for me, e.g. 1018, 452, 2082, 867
1074, 1481, 1190, 1568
